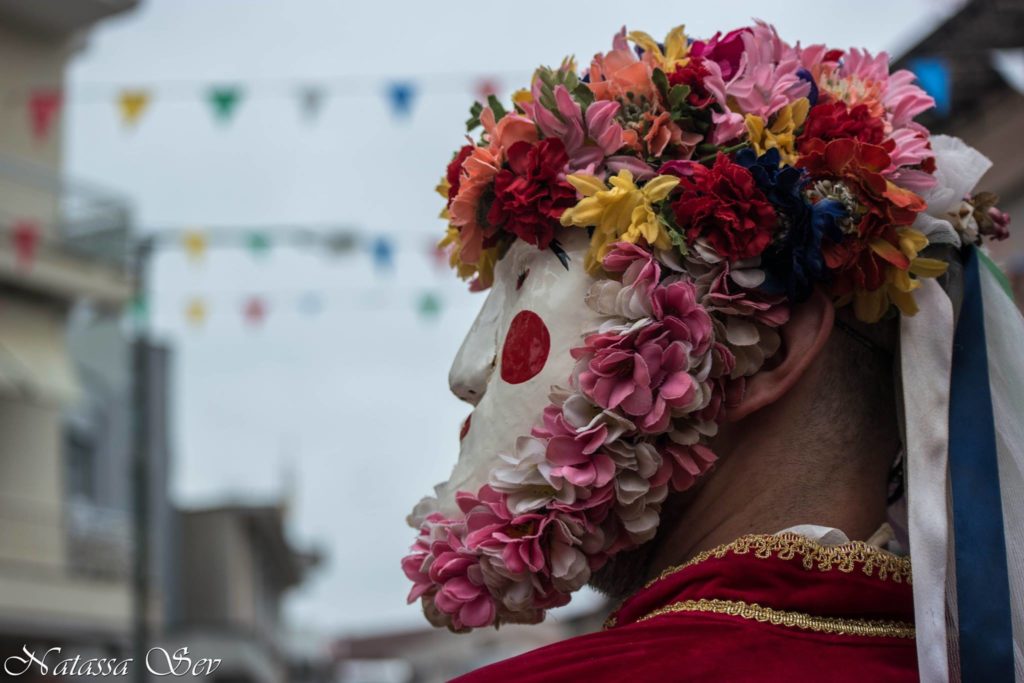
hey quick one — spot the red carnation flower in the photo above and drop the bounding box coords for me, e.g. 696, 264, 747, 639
798, 137, 927, 293
671, 154, 777, 260
667, 58, 714, 108
799, 101, 885, 147
487, 138, 576, 250
446, 144, 475, 205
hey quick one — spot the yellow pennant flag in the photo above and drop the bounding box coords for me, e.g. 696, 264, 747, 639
118, 89, 150, 128
182, 229, 207, 264
185, 297, 207, 328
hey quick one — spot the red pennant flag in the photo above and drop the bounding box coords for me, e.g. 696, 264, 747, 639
11, 220, 40, 270
28, 90, 62, 142
475, 78, 500, 101
429, 238, 448, 270
243, 296, 267, 327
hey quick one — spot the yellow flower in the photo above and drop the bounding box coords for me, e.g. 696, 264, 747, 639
511, 89, 532, 107
628, 26, 689, 71
852, 228, 948, 322
438, 226, 498, 289
744, 98, 810, 167
436, 177, 451, 219
560, 170, 680, 273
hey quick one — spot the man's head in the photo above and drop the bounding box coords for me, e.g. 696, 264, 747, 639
402, 22, 991, 633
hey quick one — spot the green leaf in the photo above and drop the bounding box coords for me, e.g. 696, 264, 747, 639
668, 84, 690, 110
652, 68, 669, 97
487, 94, 508, 121
466, 101, 484, 131
573, 83, 594, 109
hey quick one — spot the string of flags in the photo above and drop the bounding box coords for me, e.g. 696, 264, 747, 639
11, 51, 1023, 141
18, 72, 521, 140
1, 219, 454, 326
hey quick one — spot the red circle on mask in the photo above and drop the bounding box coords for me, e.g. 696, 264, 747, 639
500, 310, 550, 385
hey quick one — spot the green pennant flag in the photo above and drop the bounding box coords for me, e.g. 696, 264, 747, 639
208, 86, 242, 123
247, 231, 271, 257
417, 291, 442, 320
128, 296, 149, 327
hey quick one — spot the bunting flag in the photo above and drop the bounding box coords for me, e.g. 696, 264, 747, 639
185, 297, 207, 327
208, 86, 243, 124
325, 232, 358, 255
474, 78, 500, 101
371, 236, 394, 271
429, 238, 449, 270
298, 86, 326, 122
182, 230, 207, 263
247, 231, 271, 257
298, 291, 324, 317
129, 296, 149, 325
417, 291, 442, 320
10, 220, 41, 270
118, 89, 151, 128
28, 90, 62, 142
386, 81, 416, 119
243, 296, 267, 327
908, 57, 951, 116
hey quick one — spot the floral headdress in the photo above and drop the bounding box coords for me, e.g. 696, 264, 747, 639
406, 22, 1011, 631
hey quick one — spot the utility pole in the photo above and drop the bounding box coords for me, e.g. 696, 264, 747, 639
130, 235, 154, 683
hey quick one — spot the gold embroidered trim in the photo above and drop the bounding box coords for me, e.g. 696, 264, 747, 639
644, 533, 912, 590
636, 598, 915, 639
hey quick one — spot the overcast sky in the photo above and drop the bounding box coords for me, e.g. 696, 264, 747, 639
65, 0, 958, 636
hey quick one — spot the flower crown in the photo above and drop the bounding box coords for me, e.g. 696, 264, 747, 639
407, 22, 1010, 632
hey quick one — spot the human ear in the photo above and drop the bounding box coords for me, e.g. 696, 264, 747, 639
727, 286, 835, 421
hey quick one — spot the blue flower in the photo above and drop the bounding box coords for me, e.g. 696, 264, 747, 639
735, 148, 846, 301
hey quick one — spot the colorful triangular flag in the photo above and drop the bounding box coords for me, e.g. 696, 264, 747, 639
243, 296, 267, 327
371, 236, 394, 272
417, 291, 442, 320
247, 231, 271, 257
474, 77, 500, 101
298, 86, 326, 122
10, 220, 40, 270
182, 230, 207, 264
118, 89, 150, 128
185, 297, 207, 328
385, 81, 417, 119
28, 90, 62, 142
298, 291, 324, 317
208, 86, 243, 124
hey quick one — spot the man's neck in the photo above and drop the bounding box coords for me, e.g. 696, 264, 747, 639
644, 433, 891, 583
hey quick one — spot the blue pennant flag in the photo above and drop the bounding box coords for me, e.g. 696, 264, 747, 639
908, 57, 951, 117
386, 81, 417, 119
371, 236, 394, 272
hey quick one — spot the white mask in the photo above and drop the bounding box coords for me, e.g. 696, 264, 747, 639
431, 228, 603, 519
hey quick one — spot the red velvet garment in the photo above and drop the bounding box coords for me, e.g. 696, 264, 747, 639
453, 534, 917, 682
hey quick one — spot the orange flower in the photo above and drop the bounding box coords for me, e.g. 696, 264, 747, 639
586, 30, 657, 102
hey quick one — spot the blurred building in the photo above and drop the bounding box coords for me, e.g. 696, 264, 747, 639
0, 0, 147, 670
161, 503, 322, 683
894, 0, 1024, 301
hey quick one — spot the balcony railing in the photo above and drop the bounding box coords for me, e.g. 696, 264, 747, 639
0, 153, 133, 270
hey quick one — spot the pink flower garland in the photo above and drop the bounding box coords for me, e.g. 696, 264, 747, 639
402, 242, 769, 630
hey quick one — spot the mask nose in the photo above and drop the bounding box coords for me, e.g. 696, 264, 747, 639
449, 285, 505, 406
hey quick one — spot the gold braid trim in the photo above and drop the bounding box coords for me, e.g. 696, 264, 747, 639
645, 533, 912, 590
635, 598, 916, 639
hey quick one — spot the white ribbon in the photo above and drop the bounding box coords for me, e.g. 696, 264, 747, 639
900, 277, 954, 683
